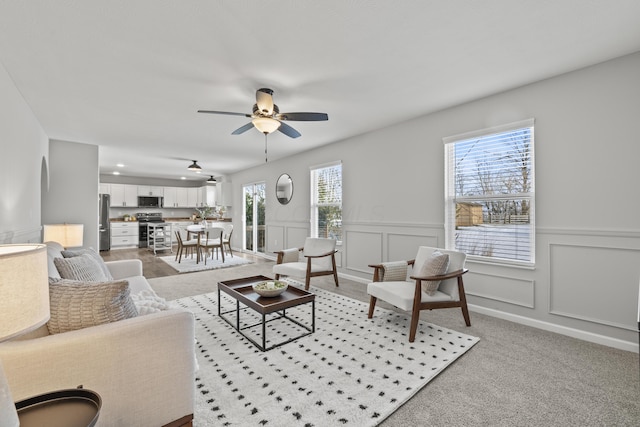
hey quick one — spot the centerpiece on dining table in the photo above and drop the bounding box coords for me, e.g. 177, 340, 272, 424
195, 204, 215, 227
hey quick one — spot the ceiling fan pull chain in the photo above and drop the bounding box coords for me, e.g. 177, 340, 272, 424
264, 132, 268, 162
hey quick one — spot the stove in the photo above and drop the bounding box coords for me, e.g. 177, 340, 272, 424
137, 212, 164, 248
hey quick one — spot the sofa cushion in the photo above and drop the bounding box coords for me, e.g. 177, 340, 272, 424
62, 248, 114, 280
54, 254, 109, 282
47, 278, 138, 334
418, 251, 450, 296
131, 290, 172, 315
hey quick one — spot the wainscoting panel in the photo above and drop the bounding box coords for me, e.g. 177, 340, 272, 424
266, 225, 284, 253
345, 231, 383, 275
549, 243, 640, 331
465, 271, 535, 308
0, 226, 42, 244
387, 233, 439, 262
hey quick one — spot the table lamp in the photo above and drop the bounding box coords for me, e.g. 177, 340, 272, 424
43, 223, 84, 248
0, 244, 50, 426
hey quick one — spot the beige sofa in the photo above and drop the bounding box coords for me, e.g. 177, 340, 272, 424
0, 242, 195, 427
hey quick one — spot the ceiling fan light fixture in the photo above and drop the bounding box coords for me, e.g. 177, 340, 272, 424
206, 175, 216, 185
252, 117, 281, 134
188, 160, 201, 171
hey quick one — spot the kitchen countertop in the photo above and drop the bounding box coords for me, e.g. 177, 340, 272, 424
110, 217, 231, 222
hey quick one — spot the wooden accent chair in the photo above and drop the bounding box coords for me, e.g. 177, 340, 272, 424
174, 230, 198, 263
367, 246, 470, 342
273, 237, 339, 290
197, 226, 225, 264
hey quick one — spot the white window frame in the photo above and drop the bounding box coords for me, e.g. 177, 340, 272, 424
310, 161, 342, 243
443, 119, 535, 267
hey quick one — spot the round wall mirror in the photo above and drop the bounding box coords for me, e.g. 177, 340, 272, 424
276, 173, 294, 205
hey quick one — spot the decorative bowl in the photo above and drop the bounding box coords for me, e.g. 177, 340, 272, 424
252, 280, 288, 297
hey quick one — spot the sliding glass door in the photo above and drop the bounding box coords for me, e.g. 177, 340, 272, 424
243, 182, 266, 254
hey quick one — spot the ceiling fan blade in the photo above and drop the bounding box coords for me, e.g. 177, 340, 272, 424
256, 88, 274, 115
276, 112, 328, 121
277, 121, 302, 138
232, 122, 255, 135
198, 110, 252, 118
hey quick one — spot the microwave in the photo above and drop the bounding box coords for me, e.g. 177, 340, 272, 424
138, 196, 163, 208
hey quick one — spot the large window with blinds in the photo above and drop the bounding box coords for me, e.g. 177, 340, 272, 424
310, 162, 342, 242
444, 119, 535, 265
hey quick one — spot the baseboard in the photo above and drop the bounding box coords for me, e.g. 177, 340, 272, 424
469, 304, 639, 353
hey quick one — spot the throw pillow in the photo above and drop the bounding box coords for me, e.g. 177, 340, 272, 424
130, 290, 172, 315
417, 251, 450, 296
62, 248, 114, 280
54, 253, 108, 282
47, 278, 138, 334
381, 260, 408, 281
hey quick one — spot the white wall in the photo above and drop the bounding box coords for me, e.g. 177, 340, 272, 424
230, 52, 640, 351
42, 140, 100, 250
0, 61, 48, 244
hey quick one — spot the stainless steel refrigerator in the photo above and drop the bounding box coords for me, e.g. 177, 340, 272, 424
99, 194, 111, 251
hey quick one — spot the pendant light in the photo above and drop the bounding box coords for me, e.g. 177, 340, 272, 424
206, 176, 217, 185
188, 160, 201, 171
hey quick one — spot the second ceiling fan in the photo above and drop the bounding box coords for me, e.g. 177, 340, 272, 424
198, 88, 328, 138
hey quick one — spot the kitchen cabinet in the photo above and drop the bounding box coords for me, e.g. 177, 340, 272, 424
165, 187, 193, 207
99, 183, 110, 194
138, 186, 164, 197
110, 184, 138, 207
188, 187, 200, 207
111, 221, 139, 248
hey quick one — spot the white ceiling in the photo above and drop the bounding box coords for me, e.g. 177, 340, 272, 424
1, 1, 639, 182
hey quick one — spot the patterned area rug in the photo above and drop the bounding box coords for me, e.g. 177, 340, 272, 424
173, 280, 480, 426
159, 254, 251, 273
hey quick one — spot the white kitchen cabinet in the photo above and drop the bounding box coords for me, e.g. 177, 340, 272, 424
188, 187, 200, 207
163, 187, 177, 207
110, 221, 139, 248
110, 184, 138, 207
176, 188, 190, 207
138, 186, 164, 196
99, 183, 110, 194
164, 187, 193, 207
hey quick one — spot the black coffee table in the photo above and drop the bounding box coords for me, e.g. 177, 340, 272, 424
218, 275, 315, 351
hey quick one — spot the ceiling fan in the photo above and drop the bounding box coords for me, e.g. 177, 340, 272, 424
198, 88, 328, 138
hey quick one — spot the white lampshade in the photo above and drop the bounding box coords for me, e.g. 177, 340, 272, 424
43, 223, 84, 248
0, 244, 50, 341
252, 117, 281, 134
0, 362, 19, 427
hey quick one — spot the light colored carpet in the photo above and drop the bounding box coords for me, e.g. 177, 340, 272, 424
173, 282, 479, 426
148, 261, 640, 426
158, 253, 251, 273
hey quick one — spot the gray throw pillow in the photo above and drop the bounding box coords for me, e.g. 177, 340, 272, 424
62, 247, 113, 280
47, 278, 138, 334
418, 251, 450, 296
54, 253, 109, 282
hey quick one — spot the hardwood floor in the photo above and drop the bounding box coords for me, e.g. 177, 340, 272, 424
100, 246, 271, 279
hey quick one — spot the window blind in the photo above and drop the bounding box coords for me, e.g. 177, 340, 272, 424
444, 119, 535, 264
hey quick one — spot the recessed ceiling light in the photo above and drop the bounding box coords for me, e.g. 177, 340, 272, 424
180, 177, 186, 180
116, 163, 125, 168
112, 171, 120, 175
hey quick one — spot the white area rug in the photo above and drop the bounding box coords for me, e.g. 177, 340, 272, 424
159, 254, 251, 273
173, 280, 479, 426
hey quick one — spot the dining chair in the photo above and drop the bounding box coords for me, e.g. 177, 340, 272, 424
197, 226, 225, 264
222, 224, 234, 258
174, 230, 198, 263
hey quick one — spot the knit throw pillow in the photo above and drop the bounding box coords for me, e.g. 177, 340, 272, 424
62, 248, 113, 280
418, 251, 450, 296
381, 261, 408, 281
47, 278, 138, 334
54, 253, 108, 282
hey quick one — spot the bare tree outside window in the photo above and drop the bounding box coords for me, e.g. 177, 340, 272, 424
445, 120, 535, 264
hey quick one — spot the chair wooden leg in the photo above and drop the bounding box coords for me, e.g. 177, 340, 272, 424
409, 309, 420, 342
458, 277, 471, 326
305, 276, 310, 290
275, 273, 281, 280
367, 296, 377, 318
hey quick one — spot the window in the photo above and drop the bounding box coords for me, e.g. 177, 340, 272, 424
444, 119, 535, 265
311, 162, 342, 242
